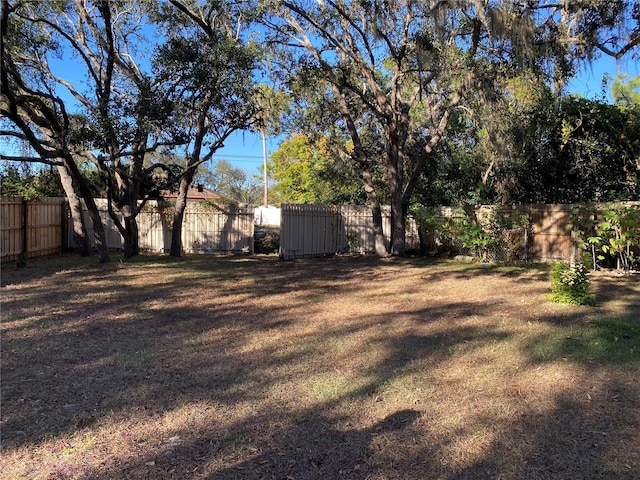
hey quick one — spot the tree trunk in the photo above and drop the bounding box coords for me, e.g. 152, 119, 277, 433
106, 199, 136, 259
104, 176, 141, 260
62, 155, 110, 263
371, 203, 388, 257
127, 217, 139, 256
361, 167, 388, 257
57, 164, 90, 256
388, 159, 406, 256
85, 197, 110, 263
390, 192, 406, 256
387, 124, 406, 256
125, 149, 145, 258
120, 197, 140, 258
170, 173, 194, 257
121, 214, 139, 259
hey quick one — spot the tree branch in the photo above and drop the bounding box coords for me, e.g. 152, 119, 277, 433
0, 154, 63, 166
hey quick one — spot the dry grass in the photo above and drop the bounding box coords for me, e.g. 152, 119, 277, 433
1, 255, 639, 480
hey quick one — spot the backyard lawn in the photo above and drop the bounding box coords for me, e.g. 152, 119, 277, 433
1, 255, 639, 479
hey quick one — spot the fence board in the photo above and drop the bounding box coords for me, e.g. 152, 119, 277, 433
1, 196, 65, 262
339, 205, 379, 254
136, 205, 170, 252
280, 204, 340, 260
26, 197, 64, 258
181, 203, 254, 253
75, 199, 254, 254
1, 197, 23, 262
280, 204, 420, 260
525, 204, 573, 261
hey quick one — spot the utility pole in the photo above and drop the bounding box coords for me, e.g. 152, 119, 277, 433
261, 128, 268, 207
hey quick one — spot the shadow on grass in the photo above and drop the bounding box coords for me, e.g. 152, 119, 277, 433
1, 255, 639, 479
1, 300, 497, 449
522, 273, 640, 365
451, 378, 640, 480
524, 318, 640, 365
71, 407, 426, 480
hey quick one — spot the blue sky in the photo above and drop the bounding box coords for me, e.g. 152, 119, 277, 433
567, 54, 640, 100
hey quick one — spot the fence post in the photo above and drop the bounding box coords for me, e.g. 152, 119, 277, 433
21, 197, 28, 260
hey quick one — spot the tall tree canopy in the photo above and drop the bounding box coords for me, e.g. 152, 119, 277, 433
268, 133, 365, 205
500, 93, 639, 203
408, 72, 640, 206
264, 0, 639, 256
156, 0, 259, 256
1, 0, 186, 259
1, 0, 116, 261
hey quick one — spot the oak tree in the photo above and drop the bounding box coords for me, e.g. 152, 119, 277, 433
156, 0, 259, 257
1, 0, 111, 261
265, 0, 639, 256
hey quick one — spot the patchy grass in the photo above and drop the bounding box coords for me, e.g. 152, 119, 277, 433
1, 255, 639, 479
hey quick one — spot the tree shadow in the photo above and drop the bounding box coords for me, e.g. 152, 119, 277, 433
206, 408, 423, 480
451, 377, 640, 480
2, 255, 639, 479
68, 407, 424, 480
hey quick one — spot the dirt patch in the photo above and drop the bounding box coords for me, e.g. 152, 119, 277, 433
1, 255, 639, 479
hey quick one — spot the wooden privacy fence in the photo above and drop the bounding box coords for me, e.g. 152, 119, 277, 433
339, 205, 420, 255
422, 203, 640, 262
422, 204, 574, 262
0, 196, 66, 263
80, 200, 255, 254
3, 197, 637, 263
280, 205, 341, 259
0, 197, 254, 262
279, 204, 420, 260
279, 202, 640, 262
521, 204, 574, 261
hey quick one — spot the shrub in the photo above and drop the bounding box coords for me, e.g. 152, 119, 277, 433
570, 204, 640, 273
255, 228, 280, 254
445, 208, 495, 260
411, 205, 531, 262
548, 261, 595, 305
